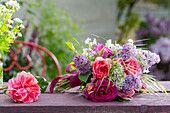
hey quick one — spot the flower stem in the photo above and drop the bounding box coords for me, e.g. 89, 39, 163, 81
0, 86, 8, 90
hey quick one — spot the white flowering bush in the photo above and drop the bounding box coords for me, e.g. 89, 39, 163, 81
0, 0, 24, 54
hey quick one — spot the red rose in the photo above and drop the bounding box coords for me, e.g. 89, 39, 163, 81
91, 57, 111, 79
91, 79, 118, 102
124, 58, 142, 76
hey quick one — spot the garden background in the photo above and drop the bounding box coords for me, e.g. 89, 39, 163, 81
1, 0, 169, 81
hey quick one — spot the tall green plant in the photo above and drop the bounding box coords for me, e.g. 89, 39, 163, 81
37, 0, 83, 80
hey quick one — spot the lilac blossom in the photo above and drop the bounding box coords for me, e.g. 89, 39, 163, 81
116, 41, 160, 72
122, 75, 142, 94
149, 37, 170, 63
73, 54, 91, 74
116, 43, 136, 60
136, 11, 170, 41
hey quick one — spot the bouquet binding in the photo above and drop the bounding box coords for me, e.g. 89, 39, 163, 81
50, 37, 168, 102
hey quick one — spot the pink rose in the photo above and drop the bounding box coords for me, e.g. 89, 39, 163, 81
91, 57, 111, 79
124, 58, 142, 76
92, 44, 113, 58
118, 89, 135, 99
7, 71, 40, 103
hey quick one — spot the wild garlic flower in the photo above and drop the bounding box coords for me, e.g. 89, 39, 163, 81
14, 18, 23, 23
105, 39, 115, 50
5, 0, 20, 11
82, 48, 89, 57
85, 38, 91, 44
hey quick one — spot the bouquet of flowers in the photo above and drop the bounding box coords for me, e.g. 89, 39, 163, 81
50, 37, 168, 102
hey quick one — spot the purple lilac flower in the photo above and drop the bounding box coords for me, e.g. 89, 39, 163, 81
116, 42, 160, 71
136, 11, 170, 41
149, 37, 170, 63
73, 54, 91, 74
116, 43, 136, 60
122, 75, 142, 94
140, 50, 160, 69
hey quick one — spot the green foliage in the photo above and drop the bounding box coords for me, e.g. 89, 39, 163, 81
116, 0, 140, 44
0, 2, 24, 53
36, 0, 83, 80
79, 70, 92, 83
65, 42, 78, 54
113, 96, 131, 102
1, 0, 83, 82
140, 74, 169, 96
35, 76, 49, 93
3, 90, 7, 94
144, 0, 170, 8
117, 13, 140, 44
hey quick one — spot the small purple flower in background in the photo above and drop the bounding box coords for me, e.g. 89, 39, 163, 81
136, 11, 170, 42
149, 37, 170, 63
73, 54, 91, 74
122, 75, 142, 94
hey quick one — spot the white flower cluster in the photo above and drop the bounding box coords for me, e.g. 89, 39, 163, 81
109, 62, 125, 90
0, 0, 24, 52
113, 76, 125, 90
14, 18, 23, 24
105, 39, 115, 50
127, 39, 136, 49
5, 0, 20, 11
85, 38, 97, 47
105, 39, 123, 51
134, 49, 160, 73
82, 48, 89, 56
0, 4, 6, 10
110, 62, 124, 75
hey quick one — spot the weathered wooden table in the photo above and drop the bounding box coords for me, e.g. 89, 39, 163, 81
0, 81, 170, 113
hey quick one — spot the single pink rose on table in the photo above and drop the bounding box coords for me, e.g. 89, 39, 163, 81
91, 57, 111, 79
92, 44, 113, 58
124, 58, 142, 76
6, 71, 40, 103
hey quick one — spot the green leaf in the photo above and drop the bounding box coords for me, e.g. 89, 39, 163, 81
35, 76, 49, 93
70, 62, 76, 70
79, 70, 92, 82
65, 42, 78, 53
91, 34, 106, 41
3, 90, 7, 94
113, 96, 131, 102
139, 89, 156, 93
26, 9, 36, 16
12, 73, 18, 78
152, 78, 169, 96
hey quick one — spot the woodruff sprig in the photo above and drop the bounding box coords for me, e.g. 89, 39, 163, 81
0, 0, 24, 54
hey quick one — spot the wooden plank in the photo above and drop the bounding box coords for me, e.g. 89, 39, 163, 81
0, 93, 169, 113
